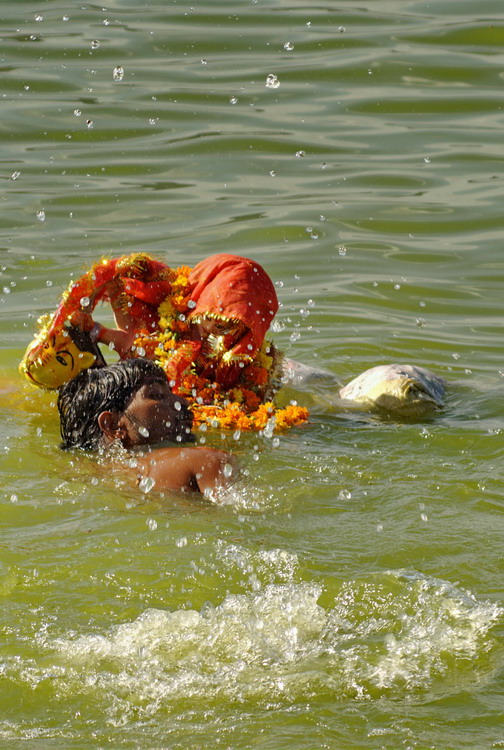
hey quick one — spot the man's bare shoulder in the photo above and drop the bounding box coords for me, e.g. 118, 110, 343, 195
138, 445, 235, 494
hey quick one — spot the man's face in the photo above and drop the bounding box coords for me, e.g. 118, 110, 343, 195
121, 376, 194, 447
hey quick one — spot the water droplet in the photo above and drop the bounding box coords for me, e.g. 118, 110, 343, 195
176, 536, 188, 547
295, 150, 305, 158
416, 318, 426, 328
424, 156, 431, 163
233, 430, 241, 441
290, 331, 301, 342
139, 475, 155, 493
35, 13, 43, 22
265, 73, 280, 89
10, 493, 18, 503
36, 210, 45, 222
91, 40, 100, 50
223, 463, 233, 478
174, 401, 182, 411
147, 518, 158, 530
187, 299, 196, 309
113, 65, 124, 81
86, 119, 93, 129
272, 437, 280, 448
307, 298, 315, 307
269, 170, 276, 177
11, 171, 20, 180
394, 283, 401, 290
139, 426, 150, 437
338, 489, 352, 500
79, 296, 90, 309
229, 96, 238, 104
420, 513, 428, 522
136, 346, 146, 357
283, 42, 294, 51
73, 108, 81, 117
338, 26, 346, 32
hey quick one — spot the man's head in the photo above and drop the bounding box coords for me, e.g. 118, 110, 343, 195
57, 359, 194, 451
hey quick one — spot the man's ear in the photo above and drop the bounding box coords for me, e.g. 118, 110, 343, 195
98, 410, 123, 443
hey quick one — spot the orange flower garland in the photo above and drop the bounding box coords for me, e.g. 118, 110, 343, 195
132, 266, 308, 432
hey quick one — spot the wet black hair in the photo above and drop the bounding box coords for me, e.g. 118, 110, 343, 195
57, 358, 168, 451
66, 325, 107, 368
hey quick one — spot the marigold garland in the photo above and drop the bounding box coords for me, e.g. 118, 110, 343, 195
132, 265, 308, 432
191, 401, 309, 432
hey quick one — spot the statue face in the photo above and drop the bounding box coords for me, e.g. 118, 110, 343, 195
20, 329, 96, 389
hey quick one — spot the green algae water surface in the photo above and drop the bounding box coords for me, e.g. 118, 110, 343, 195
2, 1, 504, 748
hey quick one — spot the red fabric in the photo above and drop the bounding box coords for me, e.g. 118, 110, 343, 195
186, 254, 278, 359
48, 254, 172, 337
120, 278, 172, 307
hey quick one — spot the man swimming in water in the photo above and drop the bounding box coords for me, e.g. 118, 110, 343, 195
57, 358, 235, 496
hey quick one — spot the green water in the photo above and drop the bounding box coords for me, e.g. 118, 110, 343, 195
2, 1, 504, 747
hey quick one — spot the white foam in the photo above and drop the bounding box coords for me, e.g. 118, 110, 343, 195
27, 571, 502, 721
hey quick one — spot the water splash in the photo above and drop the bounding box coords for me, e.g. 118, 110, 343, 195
32, 571, 501, 722
265, 74, 280, 89
138, 475, 155, 493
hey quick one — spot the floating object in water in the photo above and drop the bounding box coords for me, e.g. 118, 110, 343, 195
339, 364, 446, 417
19, 252, 308, 432
282, 358, 339, 387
